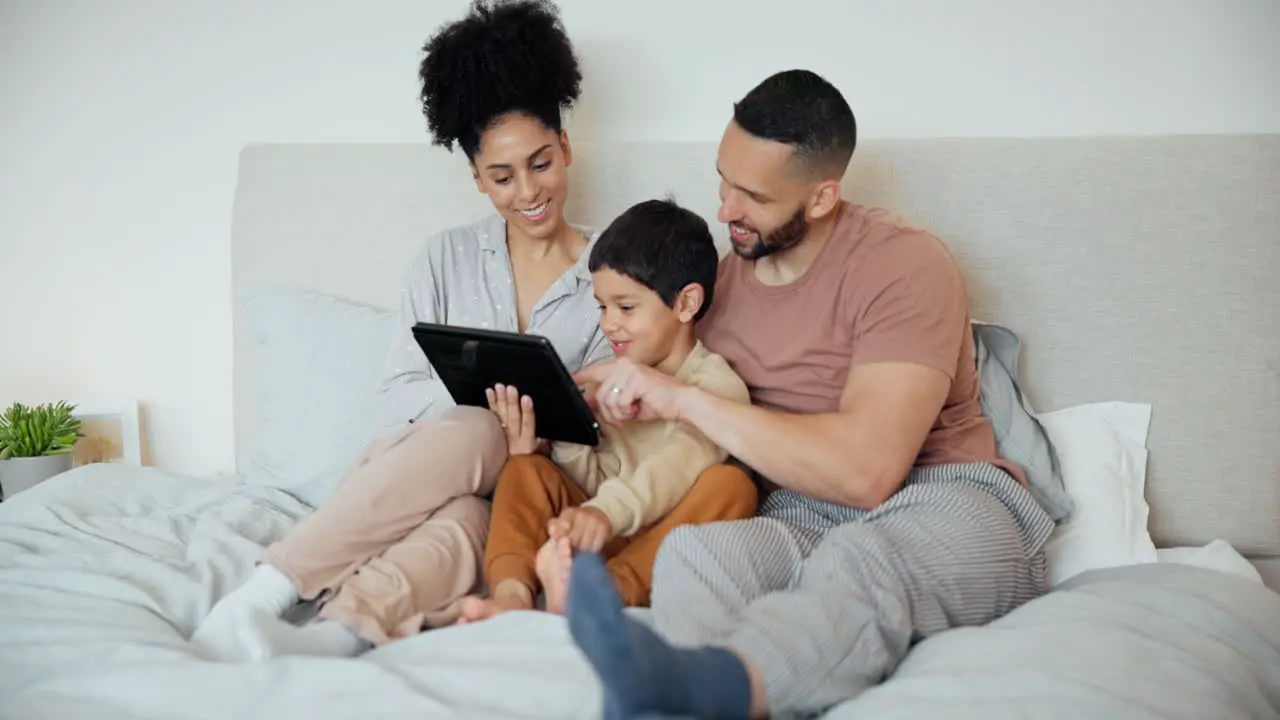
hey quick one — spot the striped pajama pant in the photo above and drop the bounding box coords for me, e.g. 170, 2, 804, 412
650, 462, 1056, 716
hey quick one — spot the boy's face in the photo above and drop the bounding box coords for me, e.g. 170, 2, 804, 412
592, 268, 697, 369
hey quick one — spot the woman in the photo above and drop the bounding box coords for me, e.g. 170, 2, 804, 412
190, 0, 617, 660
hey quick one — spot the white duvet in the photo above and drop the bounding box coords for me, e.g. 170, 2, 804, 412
2, 464, 1278, 719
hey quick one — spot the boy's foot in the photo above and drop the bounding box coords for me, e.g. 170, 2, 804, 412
536, 537, 574, 615
457, 579, 535, 624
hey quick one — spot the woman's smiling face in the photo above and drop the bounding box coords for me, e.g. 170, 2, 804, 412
471, 111, 574, 241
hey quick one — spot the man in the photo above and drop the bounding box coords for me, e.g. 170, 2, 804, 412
567, 69, 1056, 719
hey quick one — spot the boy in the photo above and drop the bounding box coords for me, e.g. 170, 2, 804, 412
457, 198, 757, 622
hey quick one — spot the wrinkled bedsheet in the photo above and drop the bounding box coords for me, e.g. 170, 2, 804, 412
1, 465, 1277, 719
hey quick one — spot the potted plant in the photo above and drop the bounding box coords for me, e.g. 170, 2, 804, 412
0, 401, 84, 500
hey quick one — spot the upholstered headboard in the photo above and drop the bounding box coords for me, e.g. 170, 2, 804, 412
230, 136, 1280, 585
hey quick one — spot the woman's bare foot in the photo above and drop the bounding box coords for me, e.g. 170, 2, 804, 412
536, 537, 574, 615
456, 579, 534, 624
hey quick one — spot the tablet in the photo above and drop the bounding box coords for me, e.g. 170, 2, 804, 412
411, 323, 600, 446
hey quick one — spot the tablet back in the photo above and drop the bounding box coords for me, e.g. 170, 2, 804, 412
411, 323, 600, 446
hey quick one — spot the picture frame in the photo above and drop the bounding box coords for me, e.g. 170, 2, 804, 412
67, 399, 143, 467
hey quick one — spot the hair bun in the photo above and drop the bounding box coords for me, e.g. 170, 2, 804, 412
419, 0, 582, 157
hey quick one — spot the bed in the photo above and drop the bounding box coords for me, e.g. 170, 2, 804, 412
1, 136, 1278, 718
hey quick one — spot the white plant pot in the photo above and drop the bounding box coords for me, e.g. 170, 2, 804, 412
0, 454, 74, 500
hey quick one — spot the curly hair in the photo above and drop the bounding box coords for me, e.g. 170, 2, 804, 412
418, 0, 582, 159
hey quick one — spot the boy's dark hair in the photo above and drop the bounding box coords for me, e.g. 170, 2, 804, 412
589, 198, 719, 321
418, 0, 582, 160
732, 69, 857, 177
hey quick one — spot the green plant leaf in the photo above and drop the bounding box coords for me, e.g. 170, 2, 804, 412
0, 401, 83, 457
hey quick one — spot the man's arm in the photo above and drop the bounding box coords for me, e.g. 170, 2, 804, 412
582, 235, 967, 510
681, 240, 965, 507
676, 362, 950, 509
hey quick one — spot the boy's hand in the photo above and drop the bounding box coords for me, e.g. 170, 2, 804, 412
548, 507, 612, 552
486, 384, 540, 455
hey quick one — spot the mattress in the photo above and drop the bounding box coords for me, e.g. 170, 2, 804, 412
1, 465, 1277, 719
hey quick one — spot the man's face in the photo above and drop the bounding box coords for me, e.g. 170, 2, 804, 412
715, 121, 812, 260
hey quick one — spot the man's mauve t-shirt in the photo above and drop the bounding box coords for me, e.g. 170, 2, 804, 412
698, 201, 1026, 485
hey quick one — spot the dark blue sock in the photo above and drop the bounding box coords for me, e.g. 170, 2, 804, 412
566, 552, 752, 720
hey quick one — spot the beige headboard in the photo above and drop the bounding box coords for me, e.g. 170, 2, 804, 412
231, 136, 1280, 585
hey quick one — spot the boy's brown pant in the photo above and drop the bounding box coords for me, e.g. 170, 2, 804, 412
260, 406, 508, 645
485, 454, 759, 607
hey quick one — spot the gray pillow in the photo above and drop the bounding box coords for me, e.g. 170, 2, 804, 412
973, 321, 1074, 522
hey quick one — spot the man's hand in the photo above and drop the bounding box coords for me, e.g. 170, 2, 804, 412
573, 358, 691, 426
486, 384, 542, 455
547, 506, 612, 552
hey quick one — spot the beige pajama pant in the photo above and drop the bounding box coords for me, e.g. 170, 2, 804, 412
259, 406, 507, 645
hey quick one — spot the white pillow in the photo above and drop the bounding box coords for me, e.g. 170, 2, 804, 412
239, 288, 396, 489
1037, 401, 1157, 587
1157, 539, 1265, 585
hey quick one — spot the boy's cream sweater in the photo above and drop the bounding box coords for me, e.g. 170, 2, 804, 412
550, 340, 750, 537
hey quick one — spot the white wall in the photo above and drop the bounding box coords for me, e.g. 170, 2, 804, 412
2, 0, 1277, 477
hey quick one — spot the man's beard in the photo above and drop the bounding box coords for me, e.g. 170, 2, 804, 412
730, 206, 808, 261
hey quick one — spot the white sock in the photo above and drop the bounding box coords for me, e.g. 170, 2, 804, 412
217, 564, 300, 614
247, 617, 366, 660
190, 564, 301, 662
